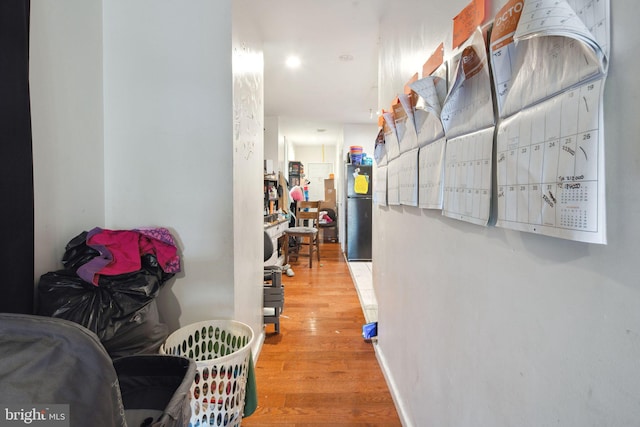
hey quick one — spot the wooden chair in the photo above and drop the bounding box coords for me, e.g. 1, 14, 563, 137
284, 201, 321, 268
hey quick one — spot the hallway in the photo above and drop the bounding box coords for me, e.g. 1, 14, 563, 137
244, 242, 400, 426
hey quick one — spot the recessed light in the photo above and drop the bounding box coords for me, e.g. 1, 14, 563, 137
285, 55, 301, 69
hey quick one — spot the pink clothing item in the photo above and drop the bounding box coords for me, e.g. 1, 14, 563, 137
319, 212, 333, 223
289, 186, 304, 201
77, 227, 181, 285
136, 227, 177, 247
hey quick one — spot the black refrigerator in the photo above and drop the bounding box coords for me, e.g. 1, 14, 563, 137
345, 164, 372, 261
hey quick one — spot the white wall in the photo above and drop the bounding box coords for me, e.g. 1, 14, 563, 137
30, 0, 105, 281
264, 116, 279, 172
232, 1, 266, 345
278, 128, 287, 176
30, 0, 264, 348
285, 137, 296, 181
293, 144, 337, 169
102, 0, 264, 336
375, 1, 640, 426
102, 1, 233, 330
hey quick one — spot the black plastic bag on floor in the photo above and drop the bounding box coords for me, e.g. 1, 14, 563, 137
60, 230, 100, 272
37, 254, 171, 358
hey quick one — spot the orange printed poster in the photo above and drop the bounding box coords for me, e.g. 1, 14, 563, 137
452, 0, 485, 49
422, 43, 444, 77
404, 73, 418, 94
490, 0, 524, 51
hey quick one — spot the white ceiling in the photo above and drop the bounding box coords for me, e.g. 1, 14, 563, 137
242, 0, 384, 146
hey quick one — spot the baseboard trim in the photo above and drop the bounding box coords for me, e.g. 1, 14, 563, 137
252, 329, 265, 364
373, 341, 412, 427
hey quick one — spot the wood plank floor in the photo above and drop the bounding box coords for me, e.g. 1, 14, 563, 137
243, 242, 401, 427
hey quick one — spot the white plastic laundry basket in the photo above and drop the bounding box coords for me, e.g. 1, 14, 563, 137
160, 320, 254, 427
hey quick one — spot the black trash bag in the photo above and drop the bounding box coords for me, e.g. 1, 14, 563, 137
37, 254, 171, 358
60, 230, 100, 272
100, 300, 169, 359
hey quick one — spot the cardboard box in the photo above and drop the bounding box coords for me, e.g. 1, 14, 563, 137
324, 188, 336, 206
324, 179, 336, 205
324, 178, 335, 191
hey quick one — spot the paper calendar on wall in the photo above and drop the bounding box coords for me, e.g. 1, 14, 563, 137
490, 0, 609, 244
410, 64, 448, 210
441, 28, 495, 226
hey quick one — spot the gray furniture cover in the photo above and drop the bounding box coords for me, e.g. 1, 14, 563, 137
0, 313, 195, 427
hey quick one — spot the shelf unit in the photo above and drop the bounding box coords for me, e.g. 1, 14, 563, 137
288, 161, 304, 187
264, 174, 279, 221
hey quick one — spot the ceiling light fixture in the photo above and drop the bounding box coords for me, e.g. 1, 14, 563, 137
285, 55, 301, 69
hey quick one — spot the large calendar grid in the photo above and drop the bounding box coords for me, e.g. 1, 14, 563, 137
571, 0, 609, 55
492, 0, 609, 119
522, 0, 609, 57
441, 65, 495, 139
496, 78, 603, 238
387, 158, 401, 206
374, 165, 388, 206
399, 149, 419, 206
491, 40, 516, 114
440, 29, 495, 226
418, 138, 446, 209
443, 128, 493, 225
